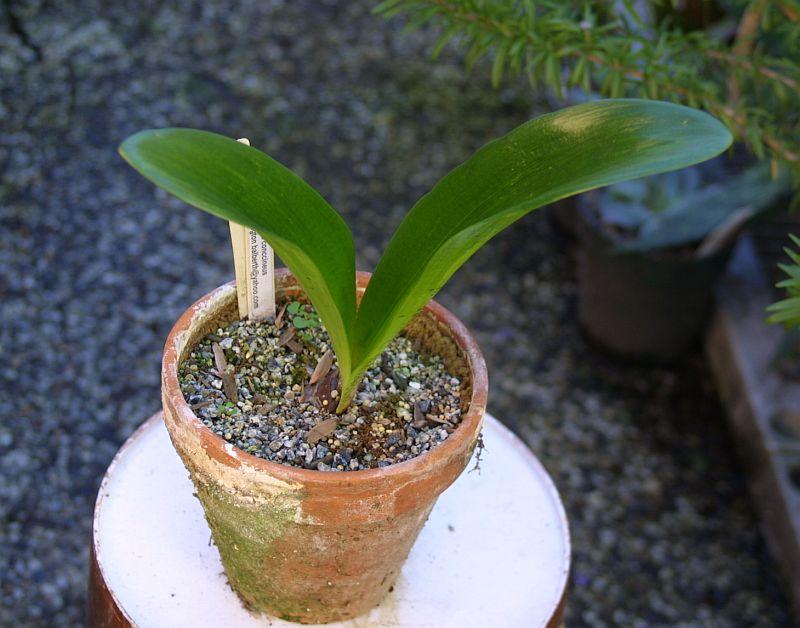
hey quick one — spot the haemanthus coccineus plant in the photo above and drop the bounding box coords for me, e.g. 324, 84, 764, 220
121, 99, 731, 410
120, 99, 732, 623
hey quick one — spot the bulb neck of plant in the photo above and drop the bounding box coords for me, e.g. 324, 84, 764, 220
335, 396, 352, 414
335, 366, 365, 413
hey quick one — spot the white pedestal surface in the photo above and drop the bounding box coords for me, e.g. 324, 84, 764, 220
93, 413, 570, 627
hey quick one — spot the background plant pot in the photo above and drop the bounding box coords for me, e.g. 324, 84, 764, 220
161, 270, 487, 624
548, 197, 580, 237
575, 207, 735, 362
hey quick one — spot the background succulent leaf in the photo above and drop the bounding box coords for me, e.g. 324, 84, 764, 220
616, 163, 790, 252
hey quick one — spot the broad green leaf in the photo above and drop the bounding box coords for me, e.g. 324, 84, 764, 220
350, 99, 732, 406
119, 129, 357, 382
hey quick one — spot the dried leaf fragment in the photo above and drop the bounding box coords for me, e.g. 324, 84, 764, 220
222, 375, 239, 404
274, 302, 288, 329
212, 341, 227, 373
306, 418, 338, 445
286, 339, 303, 354
314, 367, 340, 408
212, 342, 238, 403
309, 350, 334, 385
301, 382, 318, 403
278, 327, 296, 347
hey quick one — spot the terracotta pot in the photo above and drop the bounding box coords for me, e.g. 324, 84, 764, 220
161, 270, 488, 623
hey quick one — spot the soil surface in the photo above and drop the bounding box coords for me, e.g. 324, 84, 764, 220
179, 302, 463, 471
0, 0, 791, 625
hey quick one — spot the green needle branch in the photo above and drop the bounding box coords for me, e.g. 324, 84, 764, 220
375, 0, 800, 185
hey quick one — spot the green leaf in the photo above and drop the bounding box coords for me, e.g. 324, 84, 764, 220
119, 129, 357, 385
777, 263, 800, 279
292, 315, 320, 329
432, 25, 462, 59
545, 53, 562, 97
372, 0, 404, 15
286, 301, 302, 315
570, 54, 588, 88
768, 234, 800, 329
768, 297, 800, 312
491, 40, 509, 87
350, 99, 732, 406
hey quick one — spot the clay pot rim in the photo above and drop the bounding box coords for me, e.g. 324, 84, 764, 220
162, 269, 488, 488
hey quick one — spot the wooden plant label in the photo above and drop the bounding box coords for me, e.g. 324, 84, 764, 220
244, 225, 276, 320
228, 220, 250, 318
228, 138, 276, 321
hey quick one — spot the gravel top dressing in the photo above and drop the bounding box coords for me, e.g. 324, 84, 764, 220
178, 302, 463, 471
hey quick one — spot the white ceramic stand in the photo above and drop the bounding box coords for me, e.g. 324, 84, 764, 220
89, 413, 570, 627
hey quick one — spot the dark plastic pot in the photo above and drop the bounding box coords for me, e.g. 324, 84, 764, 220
548, 197, 580, 237
576, 206, 735, 362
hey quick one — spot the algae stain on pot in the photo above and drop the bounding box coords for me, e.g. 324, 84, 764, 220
194, 477, 307, 616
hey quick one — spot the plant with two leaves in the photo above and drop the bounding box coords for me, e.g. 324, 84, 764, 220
119, 99, 731, 412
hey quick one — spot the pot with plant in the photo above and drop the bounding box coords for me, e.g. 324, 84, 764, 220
575, 162, 788, 361
119, 99, 730, 623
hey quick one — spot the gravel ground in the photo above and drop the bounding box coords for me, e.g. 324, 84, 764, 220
0, 0, 791, 625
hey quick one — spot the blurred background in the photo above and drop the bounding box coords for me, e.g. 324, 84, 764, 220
1, 0, 798, 625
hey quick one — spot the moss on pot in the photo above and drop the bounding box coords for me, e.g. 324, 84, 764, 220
193, 478, 309, 618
